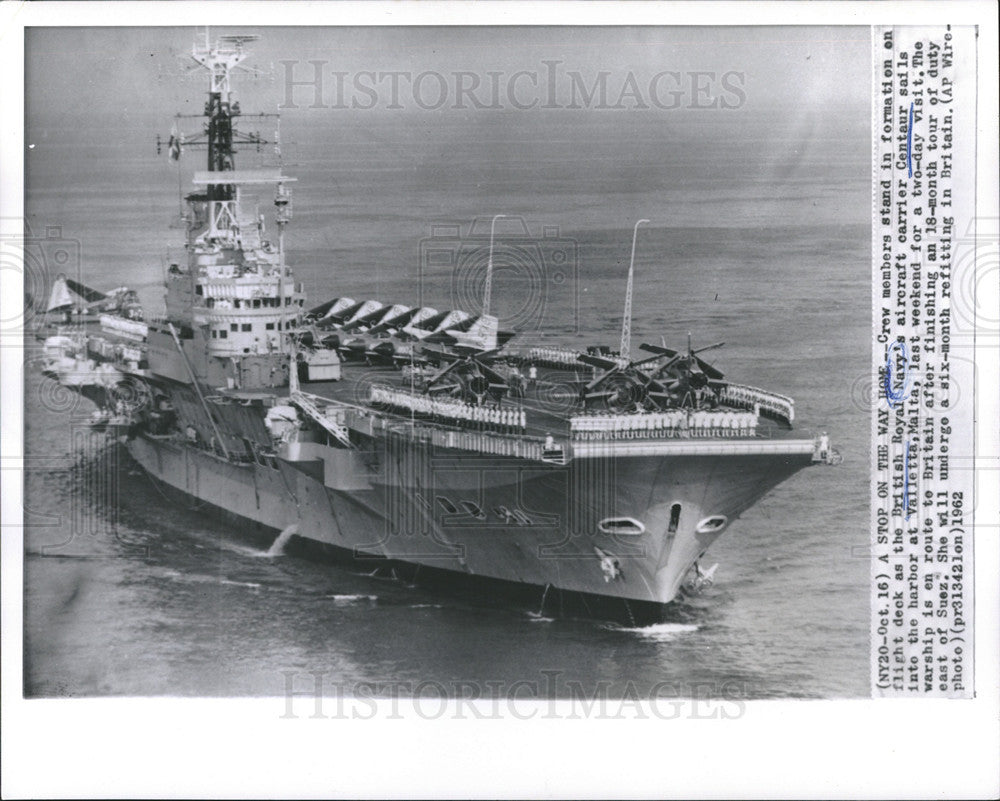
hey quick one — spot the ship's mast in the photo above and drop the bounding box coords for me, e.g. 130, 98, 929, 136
191, 30, 256, 238
275, 180, 292, 354
190, 30, 257, 199
162, 30, 277, 242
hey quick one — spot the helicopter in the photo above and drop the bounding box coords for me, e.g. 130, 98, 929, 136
576, 336, 727, 413
420, 346, 514, 406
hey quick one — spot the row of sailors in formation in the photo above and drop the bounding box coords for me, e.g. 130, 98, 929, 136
370, 386, 527, 433
570, 409, 759, 439
527, 346, 583, 366
719, 384, 794, 422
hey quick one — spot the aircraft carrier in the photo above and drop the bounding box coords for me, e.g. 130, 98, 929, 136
35, 31, 838, 625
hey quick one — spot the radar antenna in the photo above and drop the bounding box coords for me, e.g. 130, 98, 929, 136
156, 28, 279, 193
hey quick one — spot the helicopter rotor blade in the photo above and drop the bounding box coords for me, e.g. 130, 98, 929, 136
693, 356, 725, 381
577, 353, 619, 371
692, 341, 725, 355
584, 368, 618, 392
653, 354, 684, 374
426, 360, 459, 387
456, 346, 502, 360
419, 346, 461, 364
638, 343, 678, 357
477, 362, 509, 387
426, 381, 462, 395
632, 352, 672, 368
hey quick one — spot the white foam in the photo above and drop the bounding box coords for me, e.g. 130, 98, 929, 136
181, 533, 270, 559
325, 594, 377, 605
609, 622, 700, 640
160, 570, 261, 590
219, 579, 261, 589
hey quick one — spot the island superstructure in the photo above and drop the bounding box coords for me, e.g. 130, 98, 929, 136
36, 31, 838, 624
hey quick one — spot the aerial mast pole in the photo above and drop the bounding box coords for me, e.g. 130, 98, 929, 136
620, 218, 649, 360
484, 214, 507, 317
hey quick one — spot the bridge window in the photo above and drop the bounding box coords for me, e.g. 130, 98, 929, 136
253, 299, 261, 308
436, 496, 458, 514
668, 503, 682, 533
266, 322, 275, 330
230, 323, 238, 332
219, 330, 227, 339
242, 324, 251, 332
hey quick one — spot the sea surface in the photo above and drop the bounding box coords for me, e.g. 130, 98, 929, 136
23, 98, 871, 698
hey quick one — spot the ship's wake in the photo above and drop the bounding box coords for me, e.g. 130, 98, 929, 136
604, 622, 700, 641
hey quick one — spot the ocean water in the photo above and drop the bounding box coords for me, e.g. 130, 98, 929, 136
23, 99, 871, 698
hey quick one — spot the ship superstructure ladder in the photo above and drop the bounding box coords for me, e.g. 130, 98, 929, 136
290, 390, 353, 449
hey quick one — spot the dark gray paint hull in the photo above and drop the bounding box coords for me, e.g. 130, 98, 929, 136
126, 429, 815, 621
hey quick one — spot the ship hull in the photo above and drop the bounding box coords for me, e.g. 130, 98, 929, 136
125, 428, 815, 623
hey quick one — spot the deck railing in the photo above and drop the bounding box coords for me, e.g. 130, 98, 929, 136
569, 409, 759, 440
718, 383, 795, 425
